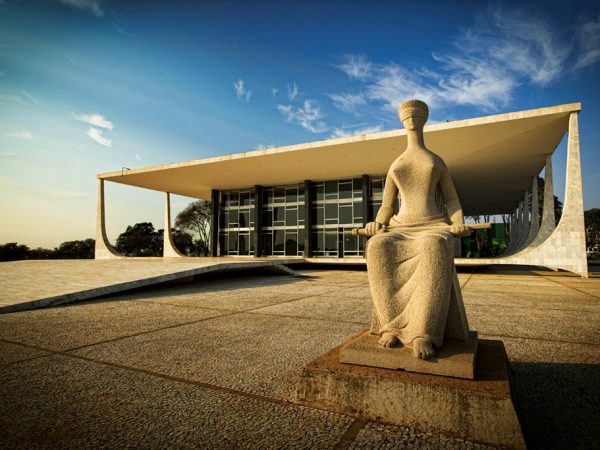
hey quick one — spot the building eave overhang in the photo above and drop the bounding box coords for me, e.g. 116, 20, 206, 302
98, 102, 581, 215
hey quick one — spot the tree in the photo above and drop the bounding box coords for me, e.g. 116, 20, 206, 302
585, 208, 600, 261
115, 222, 162, 256
175, 200, 212, 256
54, 239, 95, 259
0, 243, 31, 261
171, 228, 195, 255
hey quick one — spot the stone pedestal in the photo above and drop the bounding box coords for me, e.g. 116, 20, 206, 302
295, 337, 526, 449
340, 331, 478, 379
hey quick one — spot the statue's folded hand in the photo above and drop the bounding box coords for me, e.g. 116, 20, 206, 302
365, 221, 383, 236
450, 224, 472, 237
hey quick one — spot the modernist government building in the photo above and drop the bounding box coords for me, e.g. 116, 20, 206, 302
95, 103, 588, 277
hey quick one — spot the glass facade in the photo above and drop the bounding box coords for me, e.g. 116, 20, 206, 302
261, 185, 305, 256
216, 176, 396, 258
218, 189, 255, 256
311, 178, 364, 257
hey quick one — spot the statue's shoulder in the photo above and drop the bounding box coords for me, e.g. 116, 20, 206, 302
428, 149, 449, 171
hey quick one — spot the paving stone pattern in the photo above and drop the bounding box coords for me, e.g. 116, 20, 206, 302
0, 266, 599, 448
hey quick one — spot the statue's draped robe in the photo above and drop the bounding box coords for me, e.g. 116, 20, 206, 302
367, 152, 467, 347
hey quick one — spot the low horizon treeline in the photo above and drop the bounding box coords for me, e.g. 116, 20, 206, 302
0, 239, 96, 261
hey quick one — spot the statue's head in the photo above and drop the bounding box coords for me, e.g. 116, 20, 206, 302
398, 99, 429, 130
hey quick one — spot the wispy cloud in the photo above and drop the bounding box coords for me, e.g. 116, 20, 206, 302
73, 112, 114, 130
8, 131, 35, 140
0, 92, 40, 107
233, 79, 253, 102
21, 91, 40, 106
134, 153, 142, 162
254, 143, 277, 150
287, 82, 299, 100
335, 55, 373, 80
329, 93, 366, 114
87, 127, 112, 147
329, 124, 383, 139
271, 88, 278, 98
277, 100, 327, 133
330, 7, 600, 113
59, 0, 105, 18
574, 15, 600, 70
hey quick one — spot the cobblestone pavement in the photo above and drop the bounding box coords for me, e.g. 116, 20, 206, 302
0, 266, 598, 449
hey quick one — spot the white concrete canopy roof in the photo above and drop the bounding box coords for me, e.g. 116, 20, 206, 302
98, 103, 580, 215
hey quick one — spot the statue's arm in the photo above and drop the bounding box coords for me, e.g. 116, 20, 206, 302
440, 170, 471, 236
375, 172, 398, 226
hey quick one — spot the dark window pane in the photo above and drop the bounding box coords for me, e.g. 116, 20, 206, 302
286, 187, 297, 203
339, 205, 352, 224
274, 230, 284, 252
220, 193, 227, 207
325, 180, 337, 195
313, 184, 324, 201
240, 192, 250, 206
228, 232, 238, 252
274, 207, 285, 222
263, 189, 273, 205
219, 234, 227, 256
262, 232, 272, 255
353, 178, 362, 195
239, 234, 248, 255
229, 209, 238, 226
370, 201, 381, 220
250, 231, 255, 253
274, 187, 285, 202
325, 231, 337, 254
228, 192, 239, 206
312, 206, 324, 226
285, 233, 297, 255
219, 212, 227, 228
298, 229, 305, 252
313, 231, 323, 252
250, 207, 256, 225
325, 203, 338, 220
339, 181, 352, 199
298, 186, 305, 201
298, 205, 305, 224
262, 209, 272, 227
370, 179, 383, 198
344, 231, 357, 252
239, 211, 249, 228
353, 201, 362, 222
286, 208, 298, 226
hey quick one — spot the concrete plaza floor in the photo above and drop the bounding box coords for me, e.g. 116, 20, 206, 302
0, 265, 598, 448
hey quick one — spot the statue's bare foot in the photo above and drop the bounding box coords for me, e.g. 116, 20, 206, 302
412, 337, 435, 359
378, 332, 400, 348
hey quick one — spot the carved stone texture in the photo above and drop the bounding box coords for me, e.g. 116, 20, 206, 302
363, 100, 473, 362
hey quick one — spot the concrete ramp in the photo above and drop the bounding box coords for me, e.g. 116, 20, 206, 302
0, 258, 304, 313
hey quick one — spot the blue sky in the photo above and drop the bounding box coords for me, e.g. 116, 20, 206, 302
1, 0, 599, 247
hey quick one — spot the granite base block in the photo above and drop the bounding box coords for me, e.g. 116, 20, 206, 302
295, 337, 526, 450
339, 331, 478, 379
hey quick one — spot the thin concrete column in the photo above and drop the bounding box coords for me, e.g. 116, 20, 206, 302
361, 174, 370, 226
303, 180, 313, 257
163, 192, 184, 257
95, 179, 122, 259
253, 185, 263, 257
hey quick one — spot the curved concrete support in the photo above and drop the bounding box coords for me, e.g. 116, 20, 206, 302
514, 189, 530, 252
163, 192, 185, 257
523, 177, 539, 247
95, 179, 123, 259
457, 112, 588, 277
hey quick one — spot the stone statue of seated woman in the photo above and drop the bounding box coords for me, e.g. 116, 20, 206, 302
364, 99, 472, 360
